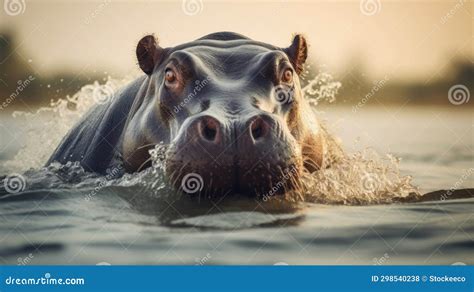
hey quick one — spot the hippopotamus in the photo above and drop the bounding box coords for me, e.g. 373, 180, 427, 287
47, 32, 341, 196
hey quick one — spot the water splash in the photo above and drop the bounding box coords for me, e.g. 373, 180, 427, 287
302, 70, 341, 106
149, 142, 168, 173
3, 77, 132, 172
1, 73, 419, 205
300, 149, 419, 205
146, 142, 170, 192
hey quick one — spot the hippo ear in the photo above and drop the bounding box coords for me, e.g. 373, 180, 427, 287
285, 34, 308, 75
136, 35, 162, 75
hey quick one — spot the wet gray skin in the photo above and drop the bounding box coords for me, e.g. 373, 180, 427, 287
48, 32, 330, 197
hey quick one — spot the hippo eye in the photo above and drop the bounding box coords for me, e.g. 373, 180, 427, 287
282, 69, 293, 83
165, 69, 177, 84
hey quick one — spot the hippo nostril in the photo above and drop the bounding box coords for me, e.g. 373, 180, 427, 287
203, 125, 217, 141
198, 116, 219, 142
250, 117, 268, 141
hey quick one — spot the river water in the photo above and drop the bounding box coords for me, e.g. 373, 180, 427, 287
0, 87, 472, 265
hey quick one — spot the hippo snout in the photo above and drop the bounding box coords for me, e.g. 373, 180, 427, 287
49, 32, 328, 191
166, 112, 302, 197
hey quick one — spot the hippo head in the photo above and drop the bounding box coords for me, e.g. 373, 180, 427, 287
125, 32, 324, 197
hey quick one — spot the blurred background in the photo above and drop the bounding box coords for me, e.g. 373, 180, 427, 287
0, 0, 472, 109
0, 1, 473, 266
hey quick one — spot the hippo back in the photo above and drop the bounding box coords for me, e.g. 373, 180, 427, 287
46, 76, 146, 174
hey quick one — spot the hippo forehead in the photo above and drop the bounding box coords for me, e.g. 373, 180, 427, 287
163, 39, 290, 79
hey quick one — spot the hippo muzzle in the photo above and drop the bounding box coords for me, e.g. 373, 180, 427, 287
166, 98, 303, 196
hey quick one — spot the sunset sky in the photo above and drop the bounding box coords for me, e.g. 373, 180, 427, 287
1, 0, 472, 82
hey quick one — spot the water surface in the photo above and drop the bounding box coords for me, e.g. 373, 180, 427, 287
0, 105, 472, 265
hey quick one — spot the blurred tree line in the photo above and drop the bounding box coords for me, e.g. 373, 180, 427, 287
0, 31, 103, 111
307, 55, 473, 107
1, 31, 472, 110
